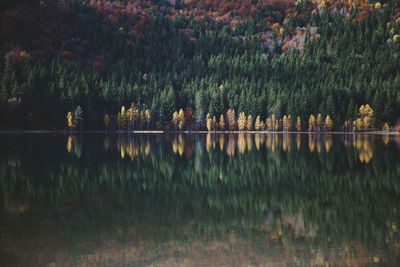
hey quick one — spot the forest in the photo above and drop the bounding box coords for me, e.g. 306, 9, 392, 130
0, 0, 400, 131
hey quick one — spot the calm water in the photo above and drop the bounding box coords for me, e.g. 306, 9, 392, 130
0, 133, 400, 266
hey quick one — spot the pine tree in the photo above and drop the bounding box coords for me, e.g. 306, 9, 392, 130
316, 113, 322, 132
0, 56, 11, 104
160, 86, 176, 127
195, 89, 205, 129
74, 106, 84, 129
346, 99, 355, 120
372, 90, 385, 122
274, 119, 280, 131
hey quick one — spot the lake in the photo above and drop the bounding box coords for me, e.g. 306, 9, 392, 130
0, 133, 400, 266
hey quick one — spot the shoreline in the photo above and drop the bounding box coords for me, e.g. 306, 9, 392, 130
0, 130, 398, 135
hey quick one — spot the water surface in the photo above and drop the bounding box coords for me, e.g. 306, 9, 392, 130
0, 133, 400, 266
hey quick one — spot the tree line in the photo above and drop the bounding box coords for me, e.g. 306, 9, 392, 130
71, 102, 390, 132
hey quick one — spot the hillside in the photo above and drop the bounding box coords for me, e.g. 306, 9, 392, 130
0, 0, 399, 130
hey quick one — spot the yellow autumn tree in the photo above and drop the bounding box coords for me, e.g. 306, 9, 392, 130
178, 108, 185, 130
120, 106, 126, 130
145, 109, 151, 129
226, 109, 236, 131
274, 119, 280, 131
238, 112, 246, 131
219, 114, 225, 130
359, 104, 374, 130
246, 115, 253, 130
355, 118, 364, 131
172, 111, 179, 130
282, 115, 288, 131
308, 114, 316, 132
324, 115, 333, 131
383, 123, 390, 131
127, 103, 134, 130
343, 119, 352, 132
212, 116, 217, 131
271, 114, 276, 131
139, 110, 145, 129
206, 113, 212, 131
67, 112, 75, 129
254, 116, 261, 131
266, 118, 272, 131
296, 116, 302, 131
260, 120, 265, 131
283, 115, 292, 131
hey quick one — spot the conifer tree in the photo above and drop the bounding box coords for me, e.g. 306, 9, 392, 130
226, 109, 236, 131
260, 121, 265, 131
316, 114, 322, 132
212, 116, 217, 131
238, 112, 246, 131
254, 116, 261, 131
296, 116, 302, 132
246, 115, 253, 130
219, 114, 225, 131
324, 115, 333, 131
74, 106, 83, 129
145, 109, 151, 130
67, 112, 74, 129
206, 113, 212, 131
195, 89, 205, 129
308, 114, 316, 132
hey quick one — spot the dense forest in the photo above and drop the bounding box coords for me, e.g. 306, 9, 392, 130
0, 0, 400, 130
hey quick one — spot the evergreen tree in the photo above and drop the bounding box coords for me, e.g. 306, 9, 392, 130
195, 89, 205, 129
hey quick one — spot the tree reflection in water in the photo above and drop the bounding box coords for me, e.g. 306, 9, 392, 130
0, 133, 399, 266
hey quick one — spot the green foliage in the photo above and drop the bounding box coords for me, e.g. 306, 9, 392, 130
0, 1, 399, 129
